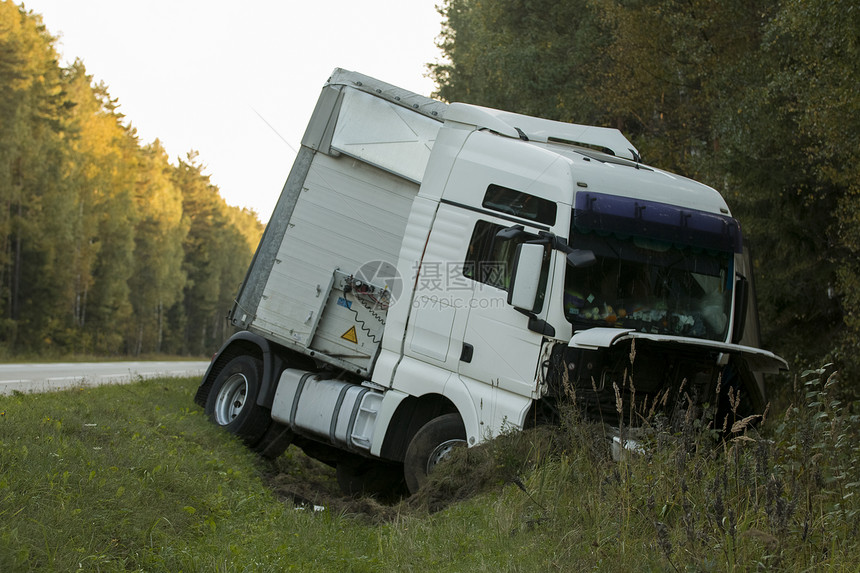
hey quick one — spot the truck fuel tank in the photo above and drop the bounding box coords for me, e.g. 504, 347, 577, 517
270, 368, 383, 453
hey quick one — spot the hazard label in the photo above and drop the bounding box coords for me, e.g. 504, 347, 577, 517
341, 326, 358, 344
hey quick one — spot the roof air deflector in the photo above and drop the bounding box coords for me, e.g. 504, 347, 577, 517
444, 102, 640, 161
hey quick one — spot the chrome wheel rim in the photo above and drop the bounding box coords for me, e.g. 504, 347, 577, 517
214, 373, 248, 425
426, 438, 467, 474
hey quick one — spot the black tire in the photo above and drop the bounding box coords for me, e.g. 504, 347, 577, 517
336, 460, 406, 498
403, 413, 467, 495
204, 355, 271, 446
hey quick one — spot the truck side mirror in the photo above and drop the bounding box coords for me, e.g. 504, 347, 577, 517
507, 243, 545, 311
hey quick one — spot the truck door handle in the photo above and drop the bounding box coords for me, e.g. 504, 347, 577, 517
460, 343, 474, 363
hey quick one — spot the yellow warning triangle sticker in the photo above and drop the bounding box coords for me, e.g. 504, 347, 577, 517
341, 326, 358, 344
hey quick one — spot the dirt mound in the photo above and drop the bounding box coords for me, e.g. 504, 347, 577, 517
262, 418, 610, 519
406, 420, 610, 512
262, 448, 402, 523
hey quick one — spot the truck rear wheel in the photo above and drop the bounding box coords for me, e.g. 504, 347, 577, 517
403, 413, 467, 494
205, 355, 270, 446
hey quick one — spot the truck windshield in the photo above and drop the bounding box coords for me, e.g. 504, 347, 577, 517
564, 229, 733, 341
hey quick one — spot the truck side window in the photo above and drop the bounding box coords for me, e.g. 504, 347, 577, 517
462, 218, 541, 279
482, 185, 557, 226
464, 221, 550, 313
464, 221, 511, 289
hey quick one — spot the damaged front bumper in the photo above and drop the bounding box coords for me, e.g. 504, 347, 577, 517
543, 328, 788, 436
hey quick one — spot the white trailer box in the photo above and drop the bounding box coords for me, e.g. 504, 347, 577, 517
231, 70, 447, 375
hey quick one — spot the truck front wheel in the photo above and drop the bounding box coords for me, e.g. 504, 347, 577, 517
403, 413, 467, 494
205, 355, 271, 446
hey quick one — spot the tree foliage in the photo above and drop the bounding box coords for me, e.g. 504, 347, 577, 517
433, 0, 607, 124
431, 0, 860, 379
0, 2, 263, 356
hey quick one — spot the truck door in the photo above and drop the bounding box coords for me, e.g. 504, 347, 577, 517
457, 219, 549, 409
403, 207, 551, 432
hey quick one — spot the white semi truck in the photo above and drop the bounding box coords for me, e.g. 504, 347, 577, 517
194, 69, 786, 494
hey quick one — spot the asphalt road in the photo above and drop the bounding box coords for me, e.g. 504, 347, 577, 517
0, 360, 211, 396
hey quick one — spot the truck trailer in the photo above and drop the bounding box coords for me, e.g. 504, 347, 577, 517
194, 68, 787, 494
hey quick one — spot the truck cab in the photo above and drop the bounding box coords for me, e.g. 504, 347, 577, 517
194, 69, 786, 494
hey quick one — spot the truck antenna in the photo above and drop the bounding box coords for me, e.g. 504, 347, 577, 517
251, 107, 299, 156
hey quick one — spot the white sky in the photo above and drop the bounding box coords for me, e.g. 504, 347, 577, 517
21, 1, 445, 222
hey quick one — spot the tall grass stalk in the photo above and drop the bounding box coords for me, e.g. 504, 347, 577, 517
1, 368, 859, 572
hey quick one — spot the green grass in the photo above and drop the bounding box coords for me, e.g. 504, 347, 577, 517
1, 368, 859, 572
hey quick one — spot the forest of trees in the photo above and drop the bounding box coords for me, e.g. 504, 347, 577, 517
431, 0, 860, 381
3, 1, 859, 378
0, 2, 263, 358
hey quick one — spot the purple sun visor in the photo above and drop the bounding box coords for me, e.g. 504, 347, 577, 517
573, 191, 742, 253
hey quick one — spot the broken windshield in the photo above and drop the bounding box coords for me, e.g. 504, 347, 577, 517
564, 229, 733, 341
